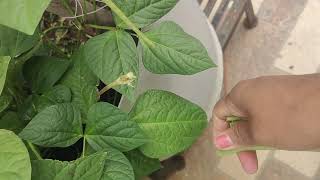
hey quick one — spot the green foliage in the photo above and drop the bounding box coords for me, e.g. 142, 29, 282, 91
60, 47, 99, 122
56, 153, 106, 180
0, 0, 51, 35
100, 148, 135, 180
130, 90, 208, 158
19, 103, 83, 147
141, 21, 216, 74
18, 95, 39, 122
125, 150, 161, 179
0, 25, 39, 57
18, 85, 72, 121
0, 56, 10, 95
0, 0, 217, 179
34, 85, 72, 112
23, 56, 70, 93
31, 153, 105, 180
113, 0, 178, 28
32, 148, 135, 180
0, 111, 25, 134
84, 30, 138, 101
31, 159, 69, 180
0, 92, 12, 113
0, 129, 31, 180
85, 102, 147, 152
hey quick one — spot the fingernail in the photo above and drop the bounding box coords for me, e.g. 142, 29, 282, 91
238, 152, 258, 174
243, 159, 258, 174
215, 134, 233, 149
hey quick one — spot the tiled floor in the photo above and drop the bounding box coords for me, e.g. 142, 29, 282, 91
168, 0, 320, 179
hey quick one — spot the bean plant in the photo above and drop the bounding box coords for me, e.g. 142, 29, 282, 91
0, 0, 217, 179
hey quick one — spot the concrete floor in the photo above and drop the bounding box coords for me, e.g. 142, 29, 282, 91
167, 0, 320, 179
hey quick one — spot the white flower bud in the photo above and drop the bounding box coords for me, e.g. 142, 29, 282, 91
114, 72, 136, 87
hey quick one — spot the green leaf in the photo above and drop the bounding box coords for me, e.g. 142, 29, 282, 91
23, 56, 70, 93
0, 0, 51, 35
31, 159, 68, 180
100, 148, 135, 180
18, 95, 38, 122
32, 149, 135, 180
113, 0, 178, 28
84, 30, 138, 101
125, 149, 161, 179
0, 56, 10, 95
0, 129, 31, 180
0, 25, 39, 57
85, 102, 147, 152
0, 93, 12, 113
19, 103, 83, 147
18, 86, 72, 122
34, 85, 72, 112
129, 89, 208, 158
25, 142, 42, 161
0, 111, 26, 134
61, 47, 98, 122
31, 155, 105, 180
55, 153, 106, 180
33, 43, 52, 56
84, 142, 97, 156
141, 21, 216, 75
3, 58, 25, 98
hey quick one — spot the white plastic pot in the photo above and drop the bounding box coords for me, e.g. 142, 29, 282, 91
119, 0, 223, 119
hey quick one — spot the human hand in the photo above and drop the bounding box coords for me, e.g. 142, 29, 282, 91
212, 74, 320, 174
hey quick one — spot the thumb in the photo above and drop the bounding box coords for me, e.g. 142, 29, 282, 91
214, 121, 254, 149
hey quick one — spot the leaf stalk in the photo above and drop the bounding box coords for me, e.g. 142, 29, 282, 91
82, 137, 86, 158
86, 24, 116, 31
102, 0, 154, 47
27, 141, 43, 160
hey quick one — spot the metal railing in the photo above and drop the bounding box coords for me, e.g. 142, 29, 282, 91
199, 0, 258, 50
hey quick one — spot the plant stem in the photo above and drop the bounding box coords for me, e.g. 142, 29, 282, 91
27, 141, 43, 160
83, 0, 88, 21
226, 116, 242, 122
102, 0, 154, 47
15, 25, 68, 63
85, 34, 93, 39
55, 27, 69, 43
7, 88, 19, 104
93, 0, 98, 24
61, 0, 75, 16
112, 92, 118, 105
15, 39, 43, 63
226, 116, 244, 127
86, 24, 116, 31
60, 0, 84, 29
216, 146, 274, 157
98, 84, 112, 97
42, 26, 69, 36
129, 32, 139, 38
11, 25, 70, 88
82, 137, 86, 158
